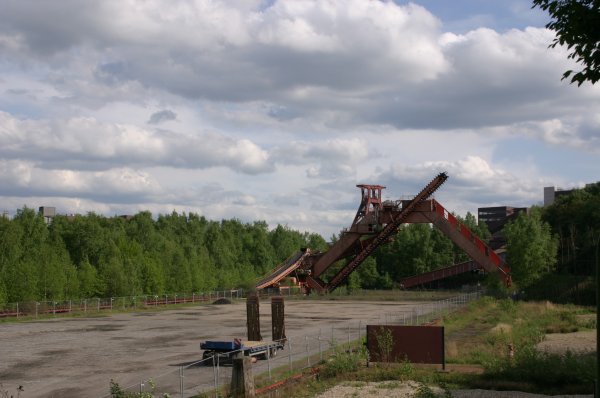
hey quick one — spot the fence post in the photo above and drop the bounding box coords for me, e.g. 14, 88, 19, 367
213, 355, 218, 395
319, 337, 323, 361
179, 366, 184, 398
267, 345, 272, 380
358, 321, 362, 343
347, 325, 351, 351
331, 326, 335, 346
84, 299, 87, 314
288, 338, 293, 372
16, 302, 19, 319
216, 352, 220, 393
36, 302, 39, 318
97, 298, 100, 312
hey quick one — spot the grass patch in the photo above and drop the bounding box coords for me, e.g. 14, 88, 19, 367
269, 296, 596, 397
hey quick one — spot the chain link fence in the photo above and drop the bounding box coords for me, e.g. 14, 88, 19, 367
104, 291, 482, 398
0, 287, 307, 319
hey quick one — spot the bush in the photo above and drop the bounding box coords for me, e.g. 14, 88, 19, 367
483, 346, 596, 388
320, 347, 368, 379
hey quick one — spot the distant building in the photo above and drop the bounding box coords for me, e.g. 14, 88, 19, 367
38, 206, 56, 224
543, 186, 576, 206
477, 206, 528, 249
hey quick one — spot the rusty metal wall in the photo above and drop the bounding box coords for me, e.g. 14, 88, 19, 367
246, 294, 262, 341
366, 325, 444, 365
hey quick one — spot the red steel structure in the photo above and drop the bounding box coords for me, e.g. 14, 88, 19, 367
256, 173, 511, 293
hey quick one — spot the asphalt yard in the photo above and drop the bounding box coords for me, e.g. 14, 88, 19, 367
0, 298, 432, 398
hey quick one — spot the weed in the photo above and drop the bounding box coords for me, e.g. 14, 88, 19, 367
376, 381, 401, 389
414, 383, 437, 398
109, 379, 170, 398
320, 345, 368, 379
374, 326, 394, 364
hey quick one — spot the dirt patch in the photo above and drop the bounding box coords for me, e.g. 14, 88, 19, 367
491, 323, 512, 334
316, 380, 442, 397
317, 381, 592, 397
537, 330, 596, 355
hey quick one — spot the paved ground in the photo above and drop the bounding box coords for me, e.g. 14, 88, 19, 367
0, 299, 429, 398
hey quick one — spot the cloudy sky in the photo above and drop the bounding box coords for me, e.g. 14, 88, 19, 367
1, 0, 598, 238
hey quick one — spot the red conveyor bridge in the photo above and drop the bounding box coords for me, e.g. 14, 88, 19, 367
256, 173, 511, 293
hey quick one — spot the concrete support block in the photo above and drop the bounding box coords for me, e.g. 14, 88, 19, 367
231, 356, 255, 398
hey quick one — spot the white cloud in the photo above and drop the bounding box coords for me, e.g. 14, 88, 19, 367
0, 0, 598, 238
0, 159, 160, 200
0, 112, 273, 174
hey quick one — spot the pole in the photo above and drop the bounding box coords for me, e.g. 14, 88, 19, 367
306, 336, 310, 368
288, 339, 293, 372
179, 366, 184, 398
594, 249, 600, 398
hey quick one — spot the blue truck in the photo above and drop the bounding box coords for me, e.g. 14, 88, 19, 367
200, 339, 284, 365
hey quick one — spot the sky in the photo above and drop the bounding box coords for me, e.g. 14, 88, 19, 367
0, 0, 598, 239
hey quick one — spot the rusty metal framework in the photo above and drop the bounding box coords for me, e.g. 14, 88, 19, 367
256, 173, 511, 294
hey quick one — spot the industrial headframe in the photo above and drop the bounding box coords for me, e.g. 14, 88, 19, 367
256, 173, 511, 294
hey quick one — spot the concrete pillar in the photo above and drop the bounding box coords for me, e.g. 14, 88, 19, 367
230, 355, 255, 398
271, 296, 286, 343
246, 294, 262, 341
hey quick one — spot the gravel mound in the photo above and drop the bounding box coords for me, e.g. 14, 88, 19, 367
212, 298, 232, 305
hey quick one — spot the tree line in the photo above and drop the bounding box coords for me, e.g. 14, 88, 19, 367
0, 206, 493, 306
0, 208, 327, 305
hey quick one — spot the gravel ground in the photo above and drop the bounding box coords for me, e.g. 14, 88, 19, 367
0, 299, 430, 398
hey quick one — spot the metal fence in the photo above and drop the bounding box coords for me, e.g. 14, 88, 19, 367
0, 287, 307, 319
105, 291, 482, 398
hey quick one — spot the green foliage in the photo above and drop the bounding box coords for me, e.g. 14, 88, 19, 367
375, 224, 455, 283
0, 277, 7, 307
374, 327, 394, 364
320, 346, 368, 379
533, 0, 600, 85
543, 183, 600, 276
504, 207, 558, 288
484, 347, 595, 388
0, 208, 330, 303
414, 383, 437, 398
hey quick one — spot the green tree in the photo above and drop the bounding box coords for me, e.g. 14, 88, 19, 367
78, 258, 99, 297
505, 207, 558, 288
0, 276, 7, 307
533, 0, 600, 85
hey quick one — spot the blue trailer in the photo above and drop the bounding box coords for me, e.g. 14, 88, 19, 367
200, 339, 284, 365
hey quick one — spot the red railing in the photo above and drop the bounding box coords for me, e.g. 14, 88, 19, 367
433, 199, 510, 277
